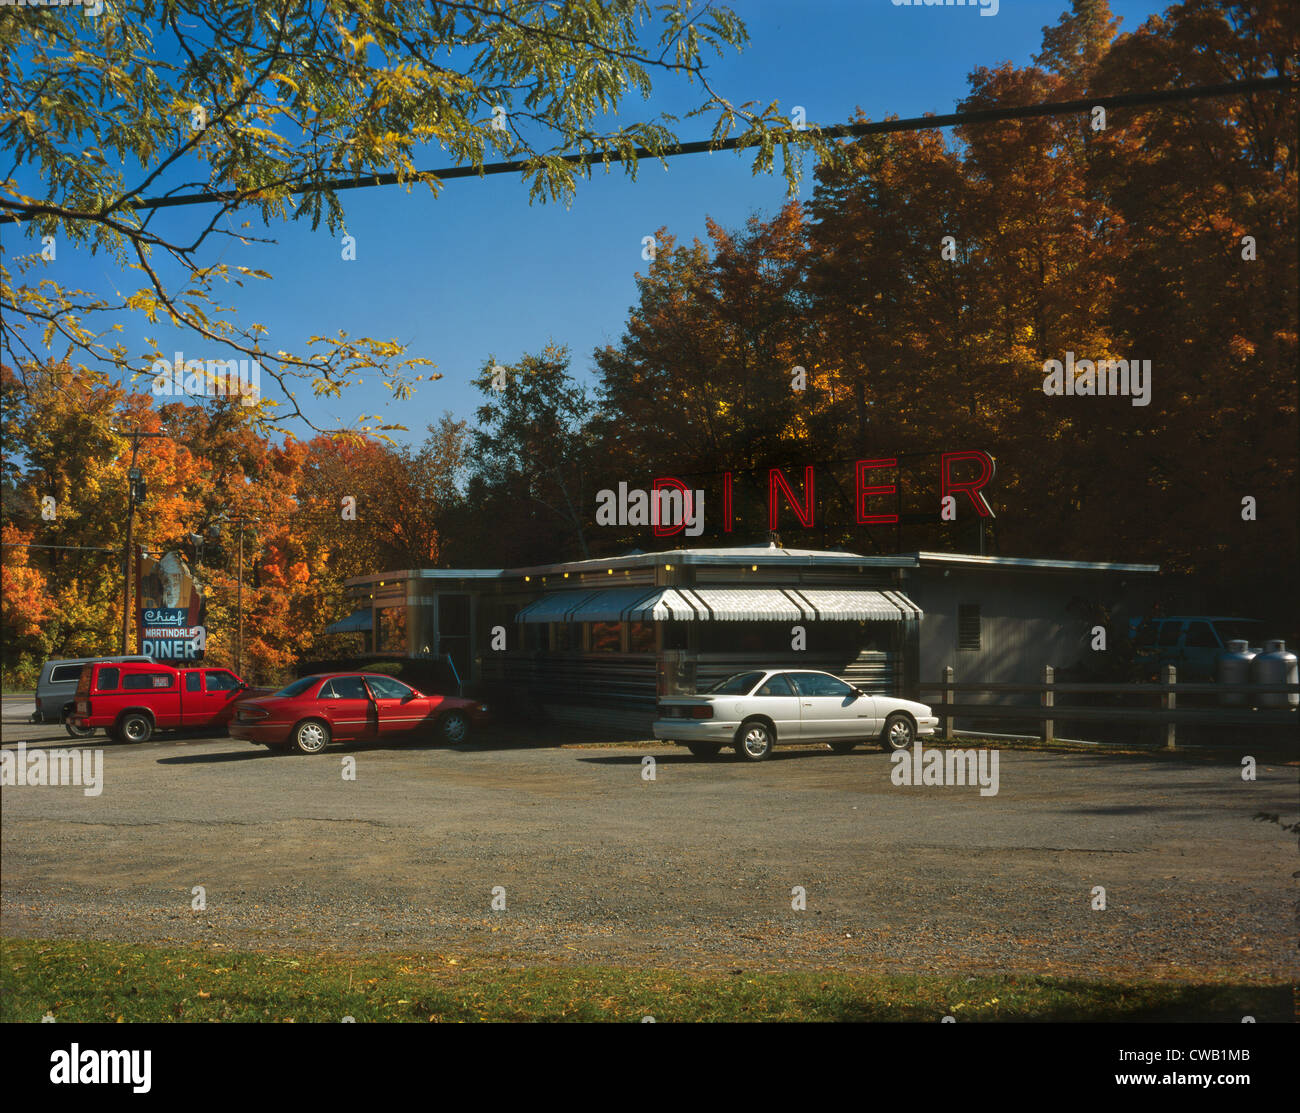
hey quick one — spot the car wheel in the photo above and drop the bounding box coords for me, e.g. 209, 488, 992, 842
118, 713, 153, 744
685, 742, 720, 760
881, 713, 915, 752
63, 716, 94, 739
828, 740, 857, 754
437, 710, 470, 746
735, 719, 774, 762
292, 719, 330, 755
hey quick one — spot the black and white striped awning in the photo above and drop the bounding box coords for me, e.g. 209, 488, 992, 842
513, 587, 921, 622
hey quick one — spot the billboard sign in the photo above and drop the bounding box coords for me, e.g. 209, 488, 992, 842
138, 550, 206, 660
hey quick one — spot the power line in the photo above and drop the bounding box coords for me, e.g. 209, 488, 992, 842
1, 542, 119, 552
0, 76, 1291, 225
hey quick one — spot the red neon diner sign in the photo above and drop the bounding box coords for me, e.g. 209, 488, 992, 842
641, 451, 997, 535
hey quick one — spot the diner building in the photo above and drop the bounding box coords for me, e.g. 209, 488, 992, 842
337, 545, 1159, 733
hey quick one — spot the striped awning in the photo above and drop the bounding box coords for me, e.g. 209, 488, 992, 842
791, 588, 923, 621
673, 587, 806, 621
624, 589, 708, 621
514, 586, 921, 622
513, 590, 605, 623
324, 609, 373, 634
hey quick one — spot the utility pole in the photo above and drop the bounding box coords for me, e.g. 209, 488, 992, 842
207, 514, 258, 676
118, 429, 168, 653
237, 520, 244, 676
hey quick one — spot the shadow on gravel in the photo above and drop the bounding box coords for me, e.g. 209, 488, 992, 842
430, 731, 648, 753
988, 743, 1299, 768
577, 746, 852, 766
155, 749, 271, 765
4, 730, 256, 751
150, 733, 566, 762
578, 752, 718, 766
1, 736, 115, 750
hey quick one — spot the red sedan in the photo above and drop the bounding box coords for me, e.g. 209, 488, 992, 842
229, 672, 490, 754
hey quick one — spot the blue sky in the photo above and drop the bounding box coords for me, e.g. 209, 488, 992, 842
37, 0, 1169, 444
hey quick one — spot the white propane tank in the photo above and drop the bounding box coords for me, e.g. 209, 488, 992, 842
1250, 640, 1299, 709
1216, 640, 1256, 707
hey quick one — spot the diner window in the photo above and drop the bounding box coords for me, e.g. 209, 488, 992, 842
663, 623, 689, 651
552, 622, 582, 651
701, 622, 789, 654
628, 621, 656, 654
590, 621, 622, 652
376, 606, 407, 654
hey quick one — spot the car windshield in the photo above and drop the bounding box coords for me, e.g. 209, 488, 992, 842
270, 676, 318, 698
700, 671, 765, 696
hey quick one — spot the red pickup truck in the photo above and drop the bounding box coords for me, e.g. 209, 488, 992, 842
69, 661, 262, 743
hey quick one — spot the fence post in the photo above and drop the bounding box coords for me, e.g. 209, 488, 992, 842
1163, 664, 1176, 750
942, 665, 954, 740
1041, 665, 1054, 742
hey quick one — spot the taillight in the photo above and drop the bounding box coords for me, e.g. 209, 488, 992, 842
689, 706, 713, 719
239, 707, 270, 722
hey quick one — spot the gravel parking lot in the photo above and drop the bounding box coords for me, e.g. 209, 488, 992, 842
2, 717, 1297, 979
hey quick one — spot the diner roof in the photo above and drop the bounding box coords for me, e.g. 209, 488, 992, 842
513, 586, 923, 623
343, 545, 1158, 588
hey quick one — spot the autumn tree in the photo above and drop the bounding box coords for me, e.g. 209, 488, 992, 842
588, 0, 1295, 616
0, 361, 205, 679
1083, 0, 1297, 607
0, 360, 474, 684
462, 345, 596, 563
590, 205, 816, 545
1, 0, 831, 436
295, 416, 468, 620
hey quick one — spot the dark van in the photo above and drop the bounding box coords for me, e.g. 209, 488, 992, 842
1133, 617, 1267, 681
33, 655, 153, 736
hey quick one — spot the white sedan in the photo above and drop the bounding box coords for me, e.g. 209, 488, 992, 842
653, 669, 938, 762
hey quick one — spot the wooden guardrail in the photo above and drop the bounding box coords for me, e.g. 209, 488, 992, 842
919, 665, 1299, 750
